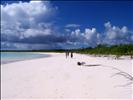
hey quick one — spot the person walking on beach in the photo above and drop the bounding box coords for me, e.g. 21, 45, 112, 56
68, 51, 69, 57
66, 51, 73, 58
71, 52, 73, 58
66, 51, 70, 58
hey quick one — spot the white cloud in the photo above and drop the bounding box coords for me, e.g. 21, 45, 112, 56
104, 22, 132, 45
69, 22, 133, 47
22, 28, 51, 38
70, 28, 100, 47
104, 21, 111, 28
84, 28, 100, 46
84, 28, 96, 40
1, 1, 60, 49
65, 29, 71, 32
71, 29, 81, 36
65, 24, 80, 28
131, 36, 133, 41
1, 1, 56, 38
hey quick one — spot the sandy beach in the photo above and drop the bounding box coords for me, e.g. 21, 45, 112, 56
1, 53, 133, 100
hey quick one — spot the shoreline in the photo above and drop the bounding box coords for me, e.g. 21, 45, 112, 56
1, 52, 52, 65
1, 53, 133, 99
1, 56, 48, 65
1, 52, 132, 65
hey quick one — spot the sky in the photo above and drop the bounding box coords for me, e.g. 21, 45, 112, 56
1, 0, 133, 50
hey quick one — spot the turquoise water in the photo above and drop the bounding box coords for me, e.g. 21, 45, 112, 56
1, 52, 49, 59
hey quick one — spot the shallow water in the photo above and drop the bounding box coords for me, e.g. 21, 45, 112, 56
1, 52, 49, 64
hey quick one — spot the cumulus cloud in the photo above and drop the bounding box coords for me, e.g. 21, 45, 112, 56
70, 28, 100, 47
66, 22, 133, 48
104, 22, 133, 45
1, 1, 63, 50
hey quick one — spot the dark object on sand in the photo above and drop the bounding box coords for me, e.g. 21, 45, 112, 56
77, 62, 100, 67
77, 62, 85, 66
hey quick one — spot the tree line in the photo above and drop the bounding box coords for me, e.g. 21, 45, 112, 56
75, 44, 133, 58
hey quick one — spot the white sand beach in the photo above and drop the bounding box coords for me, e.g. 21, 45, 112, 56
1, 53, 133, 100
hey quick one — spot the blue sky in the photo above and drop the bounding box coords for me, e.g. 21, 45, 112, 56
53, 1, 133, 31
1, 0, 133, 50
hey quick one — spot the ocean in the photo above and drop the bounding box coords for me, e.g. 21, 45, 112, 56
1, 52, 49, 64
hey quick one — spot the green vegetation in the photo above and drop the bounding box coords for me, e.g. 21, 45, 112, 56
1, 44, 133, 58
75, 44, 133, 58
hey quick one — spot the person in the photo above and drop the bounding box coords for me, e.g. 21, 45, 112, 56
68, 51, 69, 57
71, 52, 73, 58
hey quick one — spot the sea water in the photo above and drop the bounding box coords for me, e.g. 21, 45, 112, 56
1, 52, 49, 64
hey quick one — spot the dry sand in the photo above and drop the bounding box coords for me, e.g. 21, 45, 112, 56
1, 53, 133, 100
